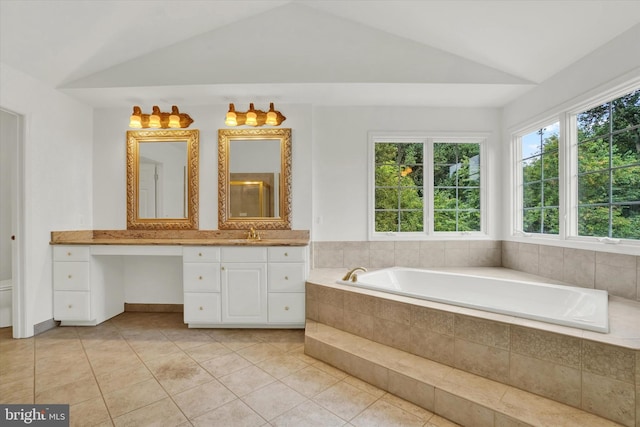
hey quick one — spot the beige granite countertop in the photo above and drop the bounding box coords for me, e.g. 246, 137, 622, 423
50, 229, 310, 246
308, 267, 640, 349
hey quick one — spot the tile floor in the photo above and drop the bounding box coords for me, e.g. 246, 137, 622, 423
0, 312, 459, 427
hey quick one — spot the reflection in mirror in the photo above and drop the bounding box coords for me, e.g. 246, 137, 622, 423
219, 128, 291, 230
127, 129, 199, 229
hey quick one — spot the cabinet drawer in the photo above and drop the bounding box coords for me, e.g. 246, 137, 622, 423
183, 263, 221, 292
183, 247, 220, 263
268, 263, 306, 292
53, 246, 90, 262
268, 293, 305, 323
53, 262, 90, 291
184, 292, 221, 323
268, 246, 306, 263
221, 247, 267, 263
54, 291, 91, 321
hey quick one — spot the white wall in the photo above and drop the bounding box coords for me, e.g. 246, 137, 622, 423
93, 104, 313, 231
311, 106, 502, 241
0, 63, 93, 336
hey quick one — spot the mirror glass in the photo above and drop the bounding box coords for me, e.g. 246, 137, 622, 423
127, 129, 199, 229
219, 128, 291, 229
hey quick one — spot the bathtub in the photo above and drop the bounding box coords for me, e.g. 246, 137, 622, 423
337, 267, 609, 333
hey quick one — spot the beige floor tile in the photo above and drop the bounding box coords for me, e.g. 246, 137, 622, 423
208, 330, 263, 351
242, 381, 307, 421
184, 341, 231, 362
172, 379, 236, 419
425, 414, 461, 427
126, 337, 182, 362
313, 360, 349, 379
381, 392, 436, 422
255, 354, 309, 379
145, 351, 214, 395
350, 399, 425, 427
86, 349, 143, 377
35, 361, 94, 393
35, 376, 101, 405
342, 376, 386, 398
313, 380, 378, 421
94, 363, 154, 395
70, 396, 111, 427
271, 400, 347, 427
112, 397, 188, 427
237, 342, 286, 363
218, 365, 277, 396
162, 328, 215, 350
200, 352, 252, 378
191, 399, 267, 427
280, 365, 341, 398
102, 378, 167, 418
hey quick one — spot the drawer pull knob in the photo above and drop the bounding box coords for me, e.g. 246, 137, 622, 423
284, 276, 288, 280
68, 304, 73, 309
221, 267, 225, 271
284, 252, 288, 256
198, 276, 203, 280
199, 306, 203, 311
67, 252, 72, 256
284, 306, 290, 311
68, 275, 72, 279
198, 252, 202, 257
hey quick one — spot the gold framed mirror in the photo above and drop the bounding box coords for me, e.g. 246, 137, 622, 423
126, 129, 199, 229
218, 128, 291, 229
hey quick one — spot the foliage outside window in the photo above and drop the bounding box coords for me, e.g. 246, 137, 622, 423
433, 143, 481, 232
520, 124, 560, 234
576, 89, 640, 239
372, 139, 483, 236
374, 142, 424, 232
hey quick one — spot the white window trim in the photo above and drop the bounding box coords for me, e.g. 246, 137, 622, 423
511, 118, 563, 240
368, 131, 488, 241
509, 79, 640, 252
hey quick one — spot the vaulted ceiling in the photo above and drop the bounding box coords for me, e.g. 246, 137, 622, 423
1, 0, 639, 107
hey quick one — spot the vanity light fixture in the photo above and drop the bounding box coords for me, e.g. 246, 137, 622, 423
224, 102, 286, 127
128, 105, 194, 129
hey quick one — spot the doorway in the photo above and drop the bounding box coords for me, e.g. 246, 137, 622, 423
0, 108, 24, 336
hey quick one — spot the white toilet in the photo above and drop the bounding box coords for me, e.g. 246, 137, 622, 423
0, 279, 12, 327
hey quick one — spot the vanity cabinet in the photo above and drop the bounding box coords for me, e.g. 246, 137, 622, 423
185, 245, 308, 328
51, 242, 308, 328
53, 246, 91, 322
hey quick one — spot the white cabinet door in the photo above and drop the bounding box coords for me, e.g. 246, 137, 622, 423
221, 263, 267, 323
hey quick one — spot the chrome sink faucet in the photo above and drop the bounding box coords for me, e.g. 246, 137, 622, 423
342, 267, 367, 282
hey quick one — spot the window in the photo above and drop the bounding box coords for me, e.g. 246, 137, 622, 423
520, 124, 560, 234
513, 85, 640, 243
374, 141, 424, 233
370, 135, 485, 238
433, 142, 481, 232
576, 89, 640, 239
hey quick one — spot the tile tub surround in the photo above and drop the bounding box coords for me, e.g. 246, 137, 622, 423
306, 268, 640, 427
312, 240, 640, 301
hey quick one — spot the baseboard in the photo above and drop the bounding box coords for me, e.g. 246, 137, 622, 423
124, 303, 184, 313
33, 318, 58, 335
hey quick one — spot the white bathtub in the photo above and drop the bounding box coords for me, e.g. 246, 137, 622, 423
337, 267, 609, 333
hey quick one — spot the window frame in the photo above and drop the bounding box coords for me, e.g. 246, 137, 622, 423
512, 120, 564, 239
368, 132, 488, 240
511, 81, 640, 247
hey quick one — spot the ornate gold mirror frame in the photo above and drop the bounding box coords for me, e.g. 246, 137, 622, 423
218, 128, 291, 230
126, 129, 199, 229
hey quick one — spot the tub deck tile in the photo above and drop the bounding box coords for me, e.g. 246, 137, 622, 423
306, 323, 626, 427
